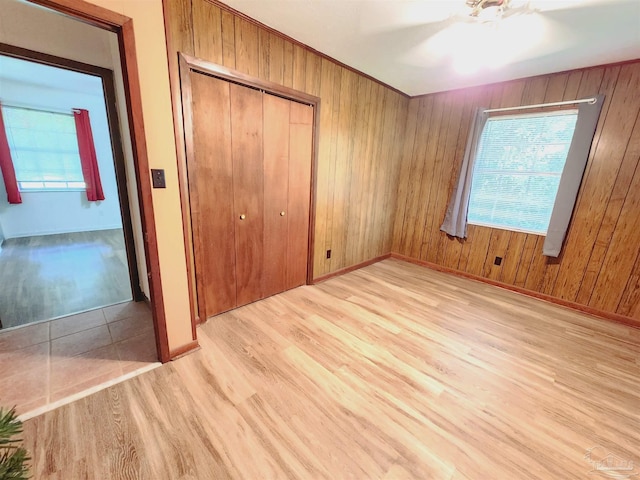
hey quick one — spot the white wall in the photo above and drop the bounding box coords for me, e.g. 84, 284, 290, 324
0, 0, 149, 296
0, 78, 122, 238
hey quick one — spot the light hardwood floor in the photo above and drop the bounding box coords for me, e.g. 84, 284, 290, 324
21, 259, 640, 479
0, 229, 132, 329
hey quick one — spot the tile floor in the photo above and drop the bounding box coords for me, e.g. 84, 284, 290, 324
0, 301, 159, 417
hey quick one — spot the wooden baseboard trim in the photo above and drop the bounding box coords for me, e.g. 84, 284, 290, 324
390, 253, 640, 330
312, 254, 391, 284
169, 340, 200, 360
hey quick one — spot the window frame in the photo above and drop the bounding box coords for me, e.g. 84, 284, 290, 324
466, 107, 579, 236
1, 104, 86, 193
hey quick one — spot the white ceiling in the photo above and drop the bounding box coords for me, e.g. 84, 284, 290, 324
219, 0, 640, 96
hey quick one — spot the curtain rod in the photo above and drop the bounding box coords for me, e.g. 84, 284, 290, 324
484, 97, 597, 114
1, 102, 75, 117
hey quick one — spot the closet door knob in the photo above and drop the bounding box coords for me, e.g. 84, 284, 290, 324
239, 214, 246, 220
280, 211, 286, 216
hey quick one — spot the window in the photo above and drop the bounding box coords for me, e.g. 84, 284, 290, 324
1, 106, 85, 191
467, 110, 578, 235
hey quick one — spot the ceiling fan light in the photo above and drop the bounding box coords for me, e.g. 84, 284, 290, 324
477, 5, 504, 21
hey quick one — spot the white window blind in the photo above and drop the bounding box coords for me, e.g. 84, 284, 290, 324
2, 106, 85, 191
467, 110, 578, 235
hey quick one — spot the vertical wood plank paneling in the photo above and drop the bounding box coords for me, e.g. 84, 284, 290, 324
377, 88, 405, 255
165, 0, 408, 284
540, 67, 607, 297
266, 32, 285, 85
304, 52, 322, 97
512, 235, 539, 288
234, 17, 259, 77
258, 29, 270, 80
574, 68, 632, 305
347, 76, 372, 265
323, 62, 344, 275
552, 65, 640, 302
391, 98, 419, 252
331, 69, 358, 272
192, 0, 222, 64
401, 97, 433, 256
394, 61, 640, 322
283, 40, 294, 89
164, 0, 194, 59
291, 44, 306, 92
221, 10, 236, 68
420, 93, 452, 263
411, 95, 444, 259
312, 59, 336, 277
618, 253, 640, 318
588, 110, 640, 311
522, 236, 548, 292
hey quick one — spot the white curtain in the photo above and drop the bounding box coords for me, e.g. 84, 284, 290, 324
440, 107, 488, 238
543, 94, 604, 256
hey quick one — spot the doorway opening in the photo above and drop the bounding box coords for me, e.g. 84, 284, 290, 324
0, 0, 167, 417
0, 49, 142, 330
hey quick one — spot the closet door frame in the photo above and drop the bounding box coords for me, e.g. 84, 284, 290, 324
178, 53, 320, 325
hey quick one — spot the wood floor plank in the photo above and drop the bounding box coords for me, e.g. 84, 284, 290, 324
21, 259, 640, 479
0, 229, 132, 329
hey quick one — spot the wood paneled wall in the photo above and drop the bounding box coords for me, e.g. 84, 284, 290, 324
393, 61, 640, 321
163, 0, 408, 279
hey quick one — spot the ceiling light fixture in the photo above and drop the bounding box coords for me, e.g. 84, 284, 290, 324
467, 0, 507, 20
439, 0, 544, 74
466, 0, 533, 22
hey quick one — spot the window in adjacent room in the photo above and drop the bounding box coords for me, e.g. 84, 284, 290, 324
1, 105, 85, 191
466, 109, 578, 235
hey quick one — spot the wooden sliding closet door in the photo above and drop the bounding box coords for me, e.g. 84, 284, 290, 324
189, 72, 237, 316
185, 65, 313, 321
263, 95, 313, 296
230, 84, 264, 307
287, 101, 313, 290
263, 94, 290, 298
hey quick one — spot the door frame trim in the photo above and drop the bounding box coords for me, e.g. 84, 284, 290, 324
23, 0, 171, 363
177, 52, 320, 325
0, 42, 144, 304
